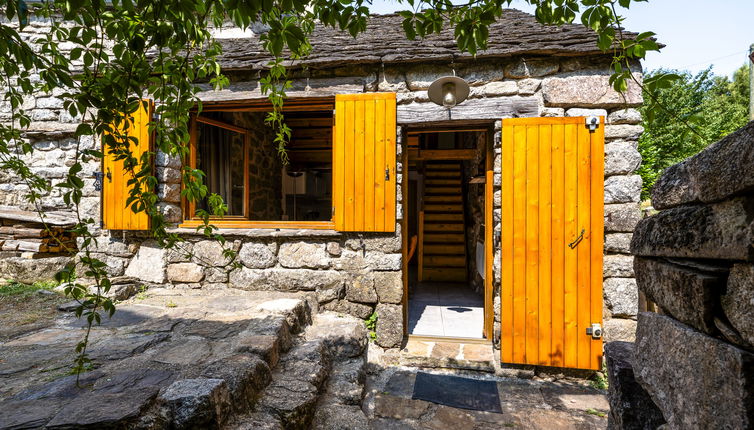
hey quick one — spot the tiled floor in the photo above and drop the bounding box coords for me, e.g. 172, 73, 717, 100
408, 282, 484, 338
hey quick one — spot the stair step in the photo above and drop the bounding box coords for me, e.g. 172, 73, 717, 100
424, 222, 464, 232
426, 164, 459, 171
424, 195, 462, 203
423, 255, 466, 266
422, 268, 467, 282
424, 244, 465, 254
423, 204, 463, 213
398, 340, 495, 372
424, 233, 465, 243
424, 213, 464, 222
427, 171, 461, 178
425, 187, 462, 195
426, 179, 460, 186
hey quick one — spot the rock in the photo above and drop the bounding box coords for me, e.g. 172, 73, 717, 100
155, 150, 182, 169
156, 166, 181, 184
307, 311, 368, 359
167, 262, 205, 283
321, 357, 366, 405
605, 124, 644, 140
238, 242, 277, 269
361, 234, 402, 254
278, 242, 330, 269
202, 354, 272, 412
605, 233, 632, 254
608, 108, 642, 125
651, 121, 754, 210
374, 271, 403, 304
46, 390, 159, 428
375, 303, 403, 348
205, 267, 229, 283
326, 242, 342, 256
603, 318, 637, 343
159, 378, 231, 429
604, 278, 638, 318
634, 312, 754, 430
481, 81, 519, 96
604, 175, 642, 204
603, 254, 634, 277
0, 256, 71, 284
157, 183, 181, 203
565, 108, 607, 118
192, 240, 231, 267
542, 73, 642, 108
605, 203, 642, 233
721, 264, 754, 347
541, 107, 565, 117
604, 341, 666, 430
322, 300, 373, 320
157, 202, 182, 223
634, 257, 728, 334
605, 141, 641, 177
0, 399, 62, 429
504, 58, 559, 79
517, 78, 541, 95
346, 274, 378, 304
312, 404, 369, 430
230, 267, 344, 293
364, 251, 401, 271
630, 197, 754, 260
124, 241, 166, 283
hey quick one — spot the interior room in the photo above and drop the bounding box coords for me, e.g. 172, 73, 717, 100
405, 129, 489, 339
191, 109, 334, 222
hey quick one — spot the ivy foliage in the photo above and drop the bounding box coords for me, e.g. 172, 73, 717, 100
638, 65, 750, 200
0, 0, 667, 377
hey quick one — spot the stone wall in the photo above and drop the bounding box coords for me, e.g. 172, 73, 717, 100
1, 13, 644, 354
611, 122, 754, 429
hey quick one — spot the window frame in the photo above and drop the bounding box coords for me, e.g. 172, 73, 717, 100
180, 97, 336, 230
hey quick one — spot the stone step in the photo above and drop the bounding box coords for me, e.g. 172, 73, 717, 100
227, 312, 370, 430
399, 338, 495, 372
0, 289, 314, 430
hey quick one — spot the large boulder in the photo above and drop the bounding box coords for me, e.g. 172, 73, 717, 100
634, 312, 754, 430
721, 264, 754, 347
542, 73, 643, 108
124, 241, 166, 283
278, 242, 330, 269
634, 257, 728, 334
604, 341, 665, 430
604, 278, 638, 318
631, 197, 754, 260
605, 203, 642, 233
375, 303, 403, 349
652, 121, 754, 210
0, 256, 71, 284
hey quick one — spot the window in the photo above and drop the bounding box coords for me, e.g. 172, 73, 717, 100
185, 104, 334, 227
181, 94, 397, 232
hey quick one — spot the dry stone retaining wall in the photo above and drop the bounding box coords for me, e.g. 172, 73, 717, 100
608, 121, 754, 429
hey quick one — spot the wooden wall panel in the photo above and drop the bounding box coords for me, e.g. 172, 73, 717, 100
333, 93, 397, 232
499, 116, 604, 370
102, 100, 152, 230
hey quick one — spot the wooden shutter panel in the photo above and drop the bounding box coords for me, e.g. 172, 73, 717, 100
499, 117, 604, 370
102, 100, 152, 230
333, 93, 397, 232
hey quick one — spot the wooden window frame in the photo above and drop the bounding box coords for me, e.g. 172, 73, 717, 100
180, 98, 336, 230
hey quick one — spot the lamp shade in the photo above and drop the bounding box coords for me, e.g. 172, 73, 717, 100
427, 76, 470, 108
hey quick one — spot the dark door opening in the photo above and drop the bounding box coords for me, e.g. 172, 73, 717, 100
404, 128, 491, 339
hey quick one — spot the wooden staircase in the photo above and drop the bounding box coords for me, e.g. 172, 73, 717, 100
419, 161, 467, 282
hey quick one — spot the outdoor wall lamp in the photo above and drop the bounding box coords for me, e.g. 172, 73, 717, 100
428, 76, 470, 108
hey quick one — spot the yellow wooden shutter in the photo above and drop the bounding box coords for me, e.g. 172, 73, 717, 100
333, 93, 397, 232
102, 100, 152, 230
500, 117, 604, 370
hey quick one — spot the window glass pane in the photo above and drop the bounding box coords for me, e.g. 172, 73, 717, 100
196, 122, 245, 216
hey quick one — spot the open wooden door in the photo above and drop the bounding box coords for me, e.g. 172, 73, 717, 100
499, 117, 604, 370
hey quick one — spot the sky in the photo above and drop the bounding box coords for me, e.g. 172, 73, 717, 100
368, 0, 754, 78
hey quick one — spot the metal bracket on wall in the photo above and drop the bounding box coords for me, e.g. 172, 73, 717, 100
585, 116, 599, 132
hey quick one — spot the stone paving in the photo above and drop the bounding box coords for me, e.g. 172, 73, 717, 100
364, 368, 609, 430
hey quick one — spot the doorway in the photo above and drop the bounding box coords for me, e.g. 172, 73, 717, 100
402, 126, 494, 340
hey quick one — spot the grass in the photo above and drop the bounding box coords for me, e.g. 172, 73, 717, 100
585, 408, 607, 418
0, 279, 67, 342
589, 362, 609, 390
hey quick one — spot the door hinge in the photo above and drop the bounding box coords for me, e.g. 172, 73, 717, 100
586, 323, 603, 339
332, 206, 335, 217
93, 171, 105, 191
385, 167, 390, 181
585, 116, 599, 132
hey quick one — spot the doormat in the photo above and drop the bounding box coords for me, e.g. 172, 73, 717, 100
412, 372, 502, 413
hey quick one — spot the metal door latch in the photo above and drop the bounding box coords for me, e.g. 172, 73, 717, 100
585, 116, 599, 132
93, 171, 105, 191
586, 323, 603, 339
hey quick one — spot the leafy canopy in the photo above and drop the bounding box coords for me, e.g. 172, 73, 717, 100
0, 0, 666, 376
638, 64, 750, 200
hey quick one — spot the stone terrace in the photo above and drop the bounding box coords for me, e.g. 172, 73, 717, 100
0, 288, 370, 429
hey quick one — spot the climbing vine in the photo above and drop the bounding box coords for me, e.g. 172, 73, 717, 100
0, 0, 667, 377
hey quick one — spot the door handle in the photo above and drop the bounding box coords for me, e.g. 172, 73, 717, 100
568, 229, 585, 249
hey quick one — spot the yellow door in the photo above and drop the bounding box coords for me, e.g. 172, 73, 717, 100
499, 117, 604, 370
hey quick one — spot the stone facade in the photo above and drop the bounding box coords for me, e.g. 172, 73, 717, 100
610, 122, 754, 429
0, 14, 644, 356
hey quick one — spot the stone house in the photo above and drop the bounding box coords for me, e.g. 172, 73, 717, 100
0, 9, 644, 371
